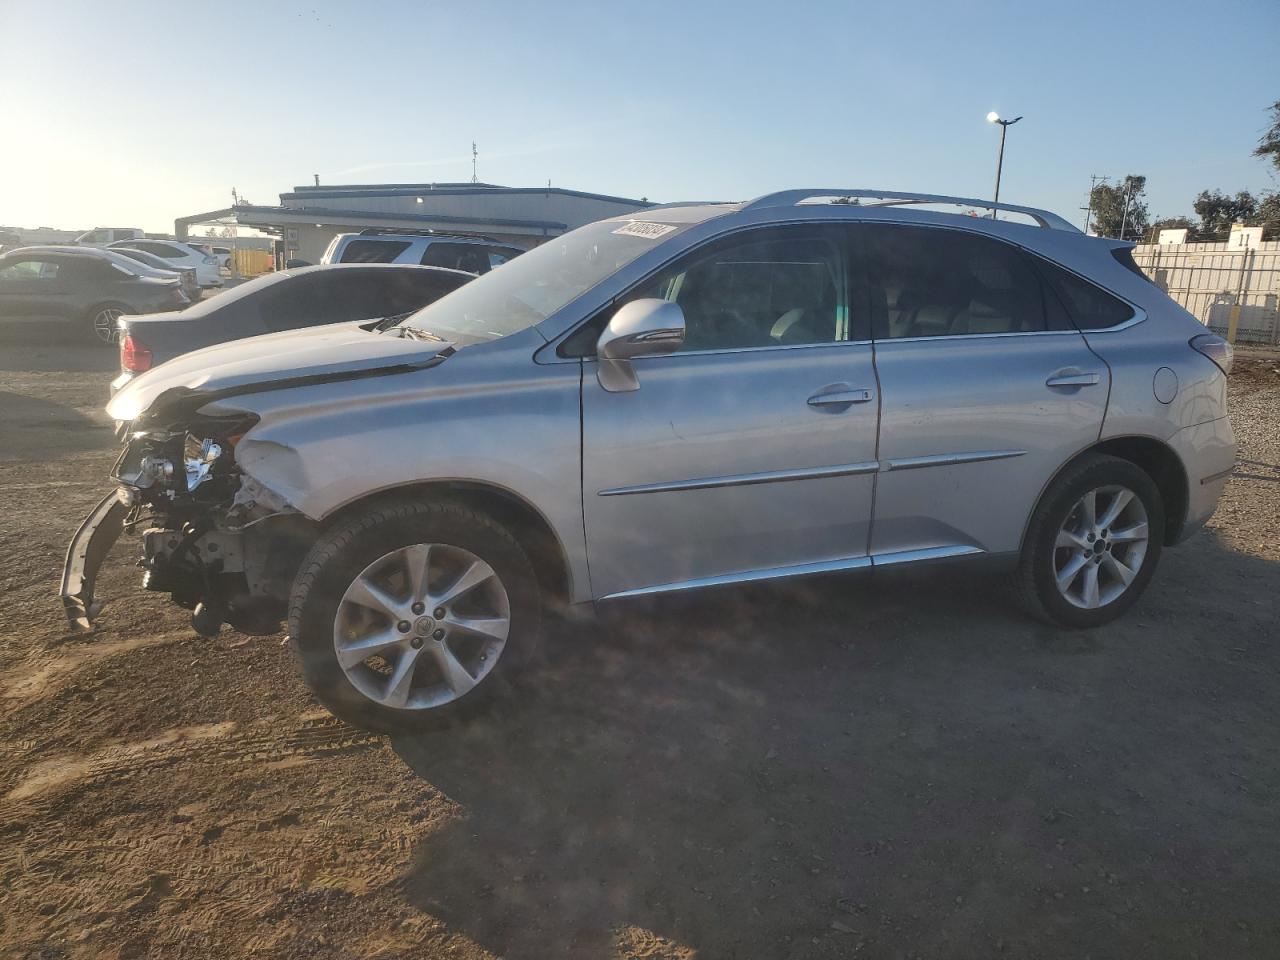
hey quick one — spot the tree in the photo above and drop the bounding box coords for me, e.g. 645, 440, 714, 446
1089, 175, 1149, 239
1193, 190, 1258, 239
1255, 100, 1280, 173
1254, 193, 1280, 231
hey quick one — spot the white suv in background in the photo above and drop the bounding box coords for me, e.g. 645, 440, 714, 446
322, 230, 525, 274
108, 238, 223, 291
75, 227, 144, 246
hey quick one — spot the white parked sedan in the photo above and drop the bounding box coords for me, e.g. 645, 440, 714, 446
108, 239, 223, 291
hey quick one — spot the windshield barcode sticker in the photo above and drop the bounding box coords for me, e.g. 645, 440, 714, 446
612, 221, 677, 240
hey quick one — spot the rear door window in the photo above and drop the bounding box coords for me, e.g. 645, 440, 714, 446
859, 225, 1057, 338
382, 270, 468, 315
260, 275, 332, 331
338, 239, 410, 264
139, 242, 183, 259
420, 242, 488, 274
329, 274, 397, 321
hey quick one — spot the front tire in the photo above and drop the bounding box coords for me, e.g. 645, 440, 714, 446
288, 499, 541, 733
1015, 454, 1164, 628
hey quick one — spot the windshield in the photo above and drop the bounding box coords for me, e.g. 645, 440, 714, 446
402, 218, 690, 342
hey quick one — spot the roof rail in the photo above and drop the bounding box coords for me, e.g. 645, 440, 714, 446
355, 227, 503, 242
742, 189, 1081, 233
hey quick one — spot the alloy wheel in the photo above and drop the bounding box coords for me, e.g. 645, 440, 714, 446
1053, 485, 1150, 610
92, 307, 123, 343
333, 542, 510, 710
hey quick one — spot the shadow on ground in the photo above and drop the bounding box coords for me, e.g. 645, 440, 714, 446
0, 390, 111, 460
393, 532, 1279, 959
0, 332, 118, 373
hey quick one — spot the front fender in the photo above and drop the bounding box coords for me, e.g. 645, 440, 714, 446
208, 336, 591, 602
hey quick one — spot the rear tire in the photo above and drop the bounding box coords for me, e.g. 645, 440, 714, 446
288, 499, 542, 734
1015, 454, 1164, 628
86, 304, 129, 344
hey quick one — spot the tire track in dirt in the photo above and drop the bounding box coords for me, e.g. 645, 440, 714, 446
4, 710, 383, 803
0, 710, 454, 957
0, 630, 188, 714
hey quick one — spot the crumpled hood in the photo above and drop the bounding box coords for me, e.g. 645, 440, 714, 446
107, 320, 452, 423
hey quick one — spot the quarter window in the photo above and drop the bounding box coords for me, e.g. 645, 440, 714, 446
485, 247, 519, 270
861, 225, 1050, 338
1038, 259, 1135, 330
624, 228, 847, 352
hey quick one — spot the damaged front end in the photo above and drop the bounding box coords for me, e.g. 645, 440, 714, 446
61, 413, 313, 636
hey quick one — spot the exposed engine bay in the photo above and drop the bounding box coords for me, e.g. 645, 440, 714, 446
63, 413, 315, 637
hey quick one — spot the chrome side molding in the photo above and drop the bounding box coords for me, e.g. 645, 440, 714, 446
598, 461, 880, 497
599, 544, 986, 601
868, 545, 984, 566
600, 555, 875, 600
883, 449, 1026, 472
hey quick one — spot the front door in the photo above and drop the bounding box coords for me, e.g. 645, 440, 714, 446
581, 224, 880, 599
857, 223, 1110, 560
0, 256, 67, 322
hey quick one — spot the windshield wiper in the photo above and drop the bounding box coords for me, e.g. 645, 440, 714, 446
373, 310, 415, 332
398, 326, 447, 343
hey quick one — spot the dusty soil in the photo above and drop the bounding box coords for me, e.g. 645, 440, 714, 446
1, 334, 1277, 959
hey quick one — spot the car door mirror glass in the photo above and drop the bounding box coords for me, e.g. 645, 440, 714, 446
595, 298, 685, 393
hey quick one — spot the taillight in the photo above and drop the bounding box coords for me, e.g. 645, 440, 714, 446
1190, 333, 1233, 375
121, 333, 153, 373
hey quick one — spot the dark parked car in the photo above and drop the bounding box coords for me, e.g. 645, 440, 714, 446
114, 263, 472, 389
0, 246, 189, 343
105, 245, 200, 302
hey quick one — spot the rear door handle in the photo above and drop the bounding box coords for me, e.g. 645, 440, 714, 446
1045, 371, 1100, 388
808, 388, 875, 406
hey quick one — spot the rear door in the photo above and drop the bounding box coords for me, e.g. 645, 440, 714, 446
581, 224, 880, 598
859, 223, 1109, 560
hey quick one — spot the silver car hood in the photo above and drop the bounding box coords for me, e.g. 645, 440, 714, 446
107, 320, 452, 422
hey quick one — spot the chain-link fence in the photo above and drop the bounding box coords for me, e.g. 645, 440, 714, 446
1131, 241, 1280, 345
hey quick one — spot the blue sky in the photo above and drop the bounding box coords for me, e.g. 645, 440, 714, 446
2, 0, 1277, 232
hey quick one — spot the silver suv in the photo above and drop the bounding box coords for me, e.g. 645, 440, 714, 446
64, 188, 1236, 733
322, 230, 524, 274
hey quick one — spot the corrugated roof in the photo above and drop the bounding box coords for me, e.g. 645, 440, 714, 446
279, 185, 652, 207
231, 204, 568, 232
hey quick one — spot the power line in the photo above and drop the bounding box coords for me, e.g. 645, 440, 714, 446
1081, 174, 1108, 234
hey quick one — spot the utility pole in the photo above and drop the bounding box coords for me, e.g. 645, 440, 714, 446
471, 142, 478, 184
1119, 178, 1134, 240
1081, 174, 1108, 234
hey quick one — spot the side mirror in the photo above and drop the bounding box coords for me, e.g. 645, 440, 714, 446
595, 298, 685, 392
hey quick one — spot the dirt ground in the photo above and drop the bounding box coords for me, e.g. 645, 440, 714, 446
1, 332, 1277, 960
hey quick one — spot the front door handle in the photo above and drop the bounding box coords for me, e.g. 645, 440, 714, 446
808, 388, 875, 406
1045, 370, 1100, 388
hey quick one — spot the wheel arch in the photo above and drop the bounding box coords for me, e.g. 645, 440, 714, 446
1024, 435, 1190, 550
84, 299, 134, 318
319, 480, 573, 608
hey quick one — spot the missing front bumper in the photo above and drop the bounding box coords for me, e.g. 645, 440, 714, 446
60, 492, 128, 631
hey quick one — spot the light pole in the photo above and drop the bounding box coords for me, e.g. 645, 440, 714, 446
986, 111, 1022, 216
